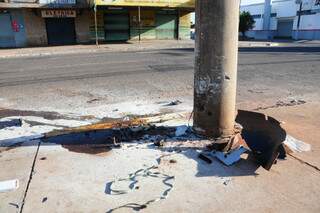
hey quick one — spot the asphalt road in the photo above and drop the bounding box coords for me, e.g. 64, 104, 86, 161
0, 44, 319, 116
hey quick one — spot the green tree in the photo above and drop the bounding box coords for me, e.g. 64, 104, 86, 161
239, 11, 255, 37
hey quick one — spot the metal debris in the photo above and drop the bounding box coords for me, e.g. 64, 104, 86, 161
43, 118, 177, 155
201, 110, 289, 170
43, 110, 289, 170
222, 178, 232, 186
200, 145, 248, 166
236, 110, 287, 170
203, 131, 249, 166
210, 147, 248, 166
8, 203, 19, 209
86, 98, 100, 104
154, 139, 165, 147
166, 100, 182, 106
169, 159, 177, 164
198, 153, 213, 164
42, 197, 48, 203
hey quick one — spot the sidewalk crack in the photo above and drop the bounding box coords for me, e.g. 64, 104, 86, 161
289, 153, 320, 172
19, 140, 41, 213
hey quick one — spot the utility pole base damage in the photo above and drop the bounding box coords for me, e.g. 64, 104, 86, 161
193, 0, 287, 169
193, 0, 241, 155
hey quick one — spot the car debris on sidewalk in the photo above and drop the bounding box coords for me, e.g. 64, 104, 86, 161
0, 109, 311, 168
0, 107, 314, 212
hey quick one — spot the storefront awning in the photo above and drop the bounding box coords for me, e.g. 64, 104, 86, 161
94, 0, 195, 9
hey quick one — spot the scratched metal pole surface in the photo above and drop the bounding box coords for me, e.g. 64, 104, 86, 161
193, 0, 240, 138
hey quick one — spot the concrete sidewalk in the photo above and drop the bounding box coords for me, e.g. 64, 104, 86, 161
1, 111, 319, 213
0, 40, 281, 59
0, 40, 195, 59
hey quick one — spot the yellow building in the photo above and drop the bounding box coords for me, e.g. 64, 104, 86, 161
91, 0, 194, 41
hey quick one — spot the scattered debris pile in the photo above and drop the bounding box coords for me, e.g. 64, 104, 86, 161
199, 110, 311, 170
0, 109, 313, 211
43, 114, 193, 155
42, 110, 311, 171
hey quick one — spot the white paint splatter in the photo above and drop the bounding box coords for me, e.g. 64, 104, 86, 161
3, 116, 91, 127
0, 116, 93, 147
195, 77, 209, 95
0, 122, 60, 146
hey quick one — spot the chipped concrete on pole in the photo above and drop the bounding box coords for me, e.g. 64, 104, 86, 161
193, 0, 239, 138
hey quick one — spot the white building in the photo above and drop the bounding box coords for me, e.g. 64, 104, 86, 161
240, 0, 320, 40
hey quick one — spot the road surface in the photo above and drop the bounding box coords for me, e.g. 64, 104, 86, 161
0, 45, 319, 115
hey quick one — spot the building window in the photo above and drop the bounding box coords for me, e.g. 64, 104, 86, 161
297, 10, 316, 16
270, 13, 277, 18
251, 14, 262, 19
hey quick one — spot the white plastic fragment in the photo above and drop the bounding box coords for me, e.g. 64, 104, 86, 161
284, 135, 311, 153
211, 147, 248, 166
0, 179, 19, 193
175, 125, 188, 137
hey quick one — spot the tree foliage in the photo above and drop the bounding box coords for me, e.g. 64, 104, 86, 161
239, 11, 255, 37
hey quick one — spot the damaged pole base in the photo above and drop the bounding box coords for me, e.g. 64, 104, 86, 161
208, 129, 248, 152
203, 133, 249, 166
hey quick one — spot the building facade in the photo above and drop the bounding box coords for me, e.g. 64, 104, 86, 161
0, 0, 91, 47
0, 0, 194, 48
240, 0, 320, 40
92, 0, 194, 42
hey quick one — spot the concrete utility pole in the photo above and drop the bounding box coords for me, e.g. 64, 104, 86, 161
295, 0, 303, 40
263, 0, 271, 35
138, 6, 141, 42
193, 0, 240, 139
94, 4, 99, 46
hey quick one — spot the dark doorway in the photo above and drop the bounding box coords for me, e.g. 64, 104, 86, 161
276, 20, 294, 39
45, 18, 76, 45
104, 11, 130, 41
156, 11, 178, 40
0, 13, 15, 48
